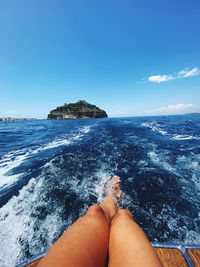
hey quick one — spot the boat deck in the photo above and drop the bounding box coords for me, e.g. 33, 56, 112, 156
153, 243, 200, 266
17, 243, 200, 267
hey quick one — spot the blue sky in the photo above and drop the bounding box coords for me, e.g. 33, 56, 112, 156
0, 0, 200, 118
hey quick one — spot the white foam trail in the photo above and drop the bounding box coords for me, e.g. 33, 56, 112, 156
64, 168, 111, 203
148, 151, 176, 173
0, 176, 66, 267
94, 170, 112, 203
0, 154, 112, 267
177, 155, 200, 191
160, 206, 200, 244
142, 122, 200, 140
185, 230, 200, 244
141, 122, 168, 136
0, 126, 92, 191
0, 150, 29, 189
172, 134, 198, 140
33, 125, 92, 152
0, 178, 37, 267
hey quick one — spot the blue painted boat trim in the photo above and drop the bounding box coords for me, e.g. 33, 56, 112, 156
16, 243, 200, 267
152, 242, 200, 249
16, 250, 47, 267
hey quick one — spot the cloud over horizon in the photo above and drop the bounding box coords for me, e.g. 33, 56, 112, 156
147, 103, 200, 115
148, 67, 200, 83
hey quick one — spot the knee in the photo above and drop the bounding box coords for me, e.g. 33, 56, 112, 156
86, 205, 103, 216
114, 209, 133, 221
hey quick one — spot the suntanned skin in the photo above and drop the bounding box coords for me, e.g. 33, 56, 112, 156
109, 209, 162, 267
37, 205, 110, 267
37, 176, 162, 267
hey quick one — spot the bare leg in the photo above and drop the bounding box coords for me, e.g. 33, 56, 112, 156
37, 176, 120, 267
108, 181, 162, 267
37, 176, 162, 267
37, 205, 110, 267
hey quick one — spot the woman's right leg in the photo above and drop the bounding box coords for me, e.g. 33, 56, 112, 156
108, 209, 163, 267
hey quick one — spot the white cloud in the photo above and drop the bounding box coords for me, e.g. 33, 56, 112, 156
148, 75, 174, 83
178, 67, 200, 78
147, 104, 200, 115
147, 67, 200, 83
156, 104, 196, 112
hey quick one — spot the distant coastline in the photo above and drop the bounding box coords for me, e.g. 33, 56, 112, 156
0, 117, 38, 122
1, 112, 199, 122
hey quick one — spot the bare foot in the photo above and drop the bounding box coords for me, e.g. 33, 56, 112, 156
99, 176, 123, 223
106, 176, 122, 209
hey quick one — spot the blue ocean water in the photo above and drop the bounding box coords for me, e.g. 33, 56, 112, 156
0, 115, 200, 266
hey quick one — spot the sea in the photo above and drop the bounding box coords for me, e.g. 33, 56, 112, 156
0, 114, 200, 266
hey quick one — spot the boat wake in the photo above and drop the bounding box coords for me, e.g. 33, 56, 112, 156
0, 116, 200, 266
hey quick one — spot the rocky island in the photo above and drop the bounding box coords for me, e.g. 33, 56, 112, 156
47, 100, 108, 120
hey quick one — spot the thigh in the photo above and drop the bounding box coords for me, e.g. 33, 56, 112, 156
108, 209, 162, 267
38, 205, 110, 267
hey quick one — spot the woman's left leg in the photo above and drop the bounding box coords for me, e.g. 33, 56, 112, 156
37, 204, 110, 267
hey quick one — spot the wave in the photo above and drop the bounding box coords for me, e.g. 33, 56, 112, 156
0, 154, 112, 267
0, 150, 29, 190
147, 151, 176, 173
141, 122, 168, 136
172, 134, 199, 140
38, 125, 91, 151
0, 176, 66, 267
141, 122, 200, 141
1, 116, 200, 266
0, 126, 92, 192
